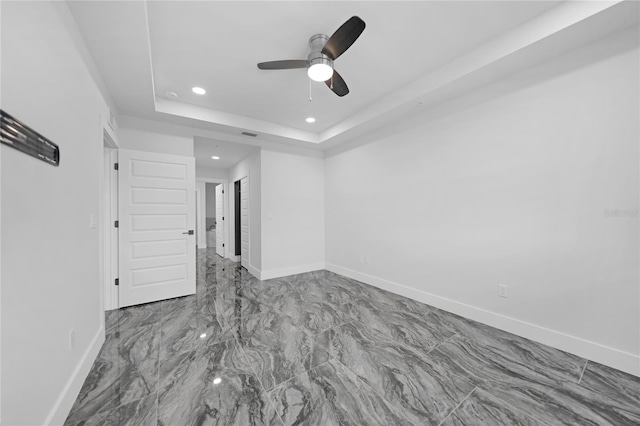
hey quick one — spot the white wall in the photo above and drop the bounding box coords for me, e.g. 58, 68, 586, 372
205, 183, 218, 218
1, 2, 110, 424
261, 150, 325, 279
118, 125, 194, 157
196, 166, 228, 181
228, 151, 261, 272
325, 28, 639, 375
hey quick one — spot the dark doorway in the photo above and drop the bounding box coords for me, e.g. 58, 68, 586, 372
234, 180, 241, 256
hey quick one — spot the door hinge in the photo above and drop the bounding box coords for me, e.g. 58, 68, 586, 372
222, 189, 224, 194
115, 278, 119, 286
114, 163, 119, 170
222, 216, 224, 220
114, 220, 119, 228
223, 243, 225, 247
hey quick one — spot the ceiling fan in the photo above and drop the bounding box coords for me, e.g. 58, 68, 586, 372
257, 16, 366, 97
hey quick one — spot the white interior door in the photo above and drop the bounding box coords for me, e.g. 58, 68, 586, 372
241, 177, 249, 268
215, 184, 225, 257
118, 149, 196, 307
195, 188, 201, 247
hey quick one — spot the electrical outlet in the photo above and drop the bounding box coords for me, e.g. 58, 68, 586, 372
89, 213, 97, 229
69, 329, 76, 350
364, 256, 370, 265
359, 254, 364, 264
498, 284, 508, 298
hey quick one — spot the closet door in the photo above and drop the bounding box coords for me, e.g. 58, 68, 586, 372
118, 149, 196, 307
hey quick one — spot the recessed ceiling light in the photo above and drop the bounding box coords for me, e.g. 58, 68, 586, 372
211, 156, 220, 160
306, 117, 316, 123
192, 87, 206, 95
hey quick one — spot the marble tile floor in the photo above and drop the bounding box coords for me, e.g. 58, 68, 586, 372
65, 249, 640, 426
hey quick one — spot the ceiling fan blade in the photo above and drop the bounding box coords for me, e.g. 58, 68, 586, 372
321, 16, 366, 60
325, 70, 349, 97
257, 60, 308, 70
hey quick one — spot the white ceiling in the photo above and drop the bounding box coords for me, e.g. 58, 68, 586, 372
146, 1, 558, 132
67, 1, 638, 153
193, 136, 258, 170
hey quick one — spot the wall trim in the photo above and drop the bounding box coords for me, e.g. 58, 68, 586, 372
227, 254, 241, 262
102, 148, 119, 311
245, 263, 261, 280
261, 262, 325, 280
325, 263, 640, 378
45, 326, 105, 425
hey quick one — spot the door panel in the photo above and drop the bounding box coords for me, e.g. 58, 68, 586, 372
241, 177, 249, 268
118, 149, 196, 307
215, 184, 225, 257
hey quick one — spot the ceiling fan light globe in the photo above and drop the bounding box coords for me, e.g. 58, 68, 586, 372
308, 63, 333, 82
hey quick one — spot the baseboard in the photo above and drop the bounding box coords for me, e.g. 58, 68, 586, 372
245, 263, 262, 280
44, 326, 105, 425
227, 254, 241, 262
261, 262, 325, 280
325, 263, 640, 378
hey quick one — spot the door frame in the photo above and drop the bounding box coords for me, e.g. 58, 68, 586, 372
196, 178, 230, 258
240, 176, 250, 269
234, 180, 241, 257
195, 186, 204, 248
102, 128, 119, 311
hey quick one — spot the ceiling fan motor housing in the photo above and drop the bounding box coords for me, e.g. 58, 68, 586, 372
308, 34, 333, 78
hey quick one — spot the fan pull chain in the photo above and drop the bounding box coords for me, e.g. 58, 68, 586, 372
330, 74, 334, 90
309, 77, 312, 102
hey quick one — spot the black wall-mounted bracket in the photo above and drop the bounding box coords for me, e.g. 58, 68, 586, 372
0, 109, 60, 166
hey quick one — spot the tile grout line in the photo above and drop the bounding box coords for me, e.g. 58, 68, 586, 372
347, 315, 455, 364
426, 333, 459, 356
578, 360, 589, 384
437, 386, 477, 426
257, 329, 337, 393
317, 307, 434, 426
232, 335, 288, 425
267, 358, 336, 393
343, 301, 459, 356
229, 302, 342, 425
310, 319, 355, 341
481, 388, 556, 426
332, 357, 420, 426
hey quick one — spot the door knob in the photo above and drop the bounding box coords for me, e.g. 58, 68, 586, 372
182, 230, 194, 235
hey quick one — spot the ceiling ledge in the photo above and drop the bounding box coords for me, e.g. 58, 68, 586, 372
146, 1, 635, 149
325, 22, 638, 158
119, 114, 325, 159
318, 0, 632, 147
155, 98, 320, 144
